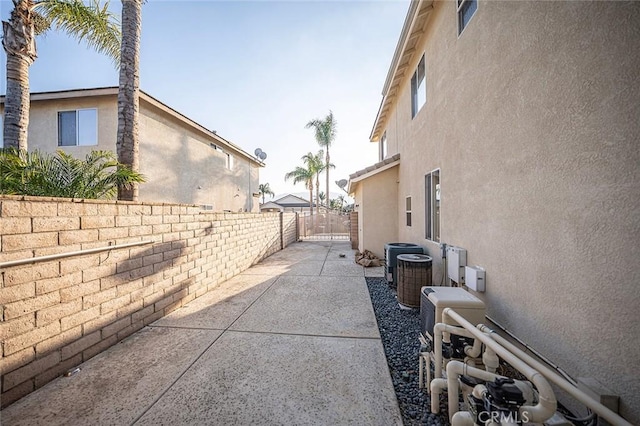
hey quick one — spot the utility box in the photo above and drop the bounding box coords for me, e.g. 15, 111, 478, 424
465, 266, 485, 292
446, 246, 467, 284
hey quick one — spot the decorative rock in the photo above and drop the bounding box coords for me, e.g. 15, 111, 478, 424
365, 277, 450, 426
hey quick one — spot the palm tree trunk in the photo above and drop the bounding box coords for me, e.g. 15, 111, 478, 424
117, 0, 142, 201
2, 0, 37, 150
325, 148, 330, 212
315, 173, 320, 213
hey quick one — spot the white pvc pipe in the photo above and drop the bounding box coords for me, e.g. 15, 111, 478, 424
433, 322, 476, 379
446, 360, 505, 420
477, 324, 633, 426
464, 336, 483, 358
483, 346, 499, 373
485, 315, 576, 385
451, 411, 475, 426
443, 308, 557, 423
430, 378, 447, 414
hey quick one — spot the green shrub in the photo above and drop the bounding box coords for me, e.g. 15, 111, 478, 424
0, 148, 145, 199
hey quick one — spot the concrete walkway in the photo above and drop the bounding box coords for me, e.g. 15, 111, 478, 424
1, 241, 402, 426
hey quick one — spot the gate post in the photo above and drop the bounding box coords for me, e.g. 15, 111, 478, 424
350, 211, 358, 249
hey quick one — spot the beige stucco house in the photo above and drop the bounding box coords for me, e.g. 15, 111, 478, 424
0, 87, 262, 212
349, 0, 639, 422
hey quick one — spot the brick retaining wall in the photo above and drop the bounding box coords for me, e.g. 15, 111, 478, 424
0, 195, 298, 407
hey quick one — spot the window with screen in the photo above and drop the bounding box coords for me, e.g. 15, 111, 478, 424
58, 109, 97, 146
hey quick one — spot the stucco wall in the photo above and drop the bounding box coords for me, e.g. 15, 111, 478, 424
138, 99, 259, 212
27, 95, 117, 157
0, 195, 298, 407
379, 0, 640, 421
15, 93, 259, 212
358, 166, 399, 259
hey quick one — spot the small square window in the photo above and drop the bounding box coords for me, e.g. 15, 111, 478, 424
457, 0, 477, 36
58, 109, 97, 146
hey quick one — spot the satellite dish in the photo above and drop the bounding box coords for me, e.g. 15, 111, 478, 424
259, 152, 267, 160
254, 148, 263, 157
336, 179, 348, 189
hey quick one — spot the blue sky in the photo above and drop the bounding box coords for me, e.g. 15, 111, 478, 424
1, 0, 409, 201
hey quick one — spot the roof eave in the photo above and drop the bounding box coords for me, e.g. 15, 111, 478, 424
347, 153, 401, 193
0, 86, 262, 167
370, 1, 434, 142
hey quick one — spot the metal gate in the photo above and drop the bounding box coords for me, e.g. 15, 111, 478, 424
298, 210, 350, 240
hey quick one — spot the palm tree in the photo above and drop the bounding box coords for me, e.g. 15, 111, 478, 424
116, 0, 142, 201
0, 148, 145, 199
329, 198, 341, 211
2, 0, 121, 150
301, 150, 323, 212
258, 183, 275, 204
337, 194, 346, 212
318, 191, 326, 207
284, 166, 314, 215
305, 111, 337, 211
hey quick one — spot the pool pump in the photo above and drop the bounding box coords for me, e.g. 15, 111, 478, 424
466, 377, 537, 425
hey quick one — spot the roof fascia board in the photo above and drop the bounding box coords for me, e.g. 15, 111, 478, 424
347, 159, 400, 194
0, 87, 119, 104
370, 1, 434, 141
382, 0, 421, 95
138, 92, 262, 166
0, 86, 261, 167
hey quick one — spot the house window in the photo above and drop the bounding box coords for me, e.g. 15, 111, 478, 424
58, 109, 97, 146
226, 153, 234, 170
380, 131, 387, 161
406, 196, 412, 227
425, 169, 440, 241
457, 0, 477, 36
411, 54, 426, 118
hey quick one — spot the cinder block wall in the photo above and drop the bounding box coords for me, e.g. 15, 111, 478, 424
282, 213, 298, 248
0, 196, 298, 407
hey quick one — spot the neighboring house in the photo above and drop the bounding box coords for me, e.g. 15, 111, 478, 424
349, 0, 639, 422
259, 201, 285, 213
0, 87, 263, 212
260, 194, 314, 213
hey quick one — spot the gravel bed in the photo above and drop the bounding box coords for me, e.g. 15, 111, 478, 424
365, 277, 450, 426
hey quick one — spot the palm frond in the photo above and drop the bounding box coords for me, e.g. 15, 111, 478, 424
305, 111, 337, 148
34, 0, 121, 66
258, 183, 275, 197
0, 149, 144, 199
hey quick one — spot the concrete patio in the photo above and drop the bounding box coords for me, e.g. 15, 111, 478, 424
0, 241, 402, 425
